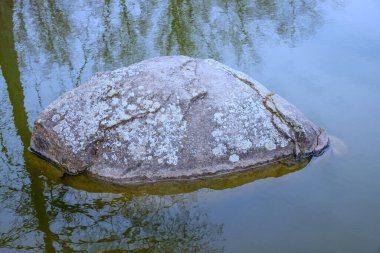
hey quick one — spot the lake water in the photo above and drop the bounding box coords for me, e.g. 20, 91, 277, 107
1, 0, 380, 252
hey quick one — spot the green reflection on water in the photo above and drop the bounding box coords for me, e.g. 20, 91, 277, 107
0, 0, 338, 251
0, 1, 56, 251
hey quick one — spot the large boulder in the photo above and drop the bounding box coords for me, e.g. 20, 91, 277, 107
30, 56, 328, 184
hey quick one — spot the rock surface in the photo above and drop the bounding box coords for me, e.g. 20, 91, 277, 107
30, 56, 328, 184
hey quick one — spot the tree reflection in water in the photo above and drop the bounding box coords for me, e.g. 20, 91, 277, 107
48, 191, 224, 252
0, 0, 343, 251
12, 0, 337, 127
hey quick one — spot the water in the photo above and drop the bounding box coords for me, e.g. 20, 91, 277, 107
1, 0, 380, 252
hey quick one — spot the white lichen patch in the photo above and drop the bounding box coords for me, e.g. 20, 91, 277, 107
212, 129, 223, 138
152, 101, 161, 110
239, 139, 253, 150
126, 104, 137, 111
265, 140, 276, 150
213, 112, 224, 124
51, 114, 60, 122
229, 154, 240, 163
110, 97, 119, 106
212, 144, 227, 156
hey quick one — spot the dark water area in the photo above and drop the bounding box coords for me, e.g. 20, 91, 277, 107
1, 0, 380, 252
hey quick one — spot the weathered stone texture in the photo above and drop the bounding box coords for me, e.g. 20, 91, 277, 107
30, 56, 328, 184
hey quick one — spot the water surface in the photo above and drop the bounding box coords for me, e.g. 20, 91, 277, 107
1, 0, 380, 252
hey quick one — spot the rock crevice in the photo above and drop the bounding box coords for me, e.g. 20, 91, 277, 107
219, 66, 315, 159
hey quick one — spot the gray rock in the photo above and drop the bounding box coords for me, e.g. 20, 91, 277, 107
30, 56, 328, 184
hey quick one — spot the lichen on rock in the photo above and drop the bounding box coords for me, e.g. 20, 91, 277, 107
29, 56, 329, 184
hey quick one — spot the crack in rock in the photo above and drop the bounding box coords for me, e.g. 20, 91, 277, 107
208, 60, 307, 159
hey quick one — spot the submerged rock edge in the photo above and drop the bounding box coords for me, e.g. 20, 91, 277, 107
29, 56, 329, 184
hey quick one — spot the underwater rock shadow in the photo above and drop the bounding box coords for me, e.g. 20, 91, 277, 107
27, 152, 311, 196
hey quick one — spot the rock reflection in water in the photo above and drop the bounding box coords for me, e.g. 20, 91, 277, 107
47, 191, 224, 252
0, 0, 343, 251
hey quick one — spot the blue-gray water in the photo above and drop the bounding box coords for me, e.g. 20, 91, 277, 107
1, 0, 380, 252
